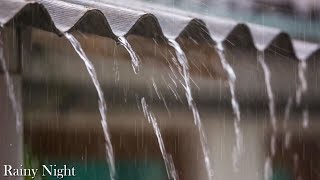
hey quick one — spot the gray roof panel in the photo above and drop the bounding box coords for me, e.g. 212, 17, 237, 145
0, 0, 319, 60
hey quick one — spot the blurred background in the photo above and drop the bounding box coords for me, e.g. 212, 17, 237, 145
1, 0, 319, 180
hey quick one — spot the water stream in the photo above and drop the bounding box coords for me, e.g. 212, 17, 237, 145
264, 157, 273, 180
215, 42, 242, 172
302, 109, 309, 128
141, 97, 179, 180
258, 51, 277, 180
296, 59, 309, 129
152, 78, 171, 117
296, 59, 308, 105
283, 96, 293, 149
168, 39, 214, 180
65, 33, 116, 180
0, 29, 22, 133
117, 35, 181, 178
257, 52, 277, 130
117, 35, 181, 179
118, 36, 140, 74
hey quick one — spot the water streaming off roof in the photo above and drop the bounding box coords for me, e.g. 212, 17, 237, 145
141, 97, 179, 180
1, 1, 320, 180
0, 30, 22, 133
168, 39, 214, 180
215, 42, 242, 172
65, 33, 117, 180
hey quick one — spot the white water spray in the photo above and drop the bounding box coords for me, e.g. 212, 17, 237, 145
0, 29, 22, 133
65, 33, 116, 180
168, 39, 214, 180
141, 97, 179, 180
118, 36, 140, 74
215, 42, 242, 172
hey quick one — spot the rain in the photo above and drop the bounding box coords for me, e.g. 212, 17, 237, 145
0, 0, 320, 180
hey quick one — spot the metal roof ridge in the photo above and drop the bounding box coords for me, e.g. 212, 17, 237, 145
0, 0, 318, 61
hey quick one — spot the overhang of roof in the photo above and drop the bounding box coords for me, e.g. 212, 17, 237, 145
0, 0, 319, 61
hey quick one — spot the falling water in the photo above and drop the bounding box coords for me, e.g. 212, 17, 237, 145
296, 59, 309, 129
296, 59, 308, 105
0, 29, 22, 133
258, 52, 277, 151
302, 109, 309, 128
258, 51, 277, 180
215, 42, 242, 172
118, 36, 140, 74
119, 36, 178, 179
152, 78, 171, 117
168, 39, 214, 180
264, 157, 273, 180
257, 52, 277, 132
65, 33, 116, 180
141, 97, 179, 180
283, 96, 293, 149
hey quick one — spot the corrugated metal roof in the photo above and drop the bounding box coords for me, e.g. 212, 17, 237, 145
0, 0, 319, 61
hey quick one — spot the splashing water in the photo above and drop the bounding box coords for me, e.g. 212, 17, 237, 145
0, 29, 22, 133
141, 97, 179, 180
215, 42, 242, 172
168, 39, 214, 180
118, 36, 140, 74
65, 33, 116, 180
